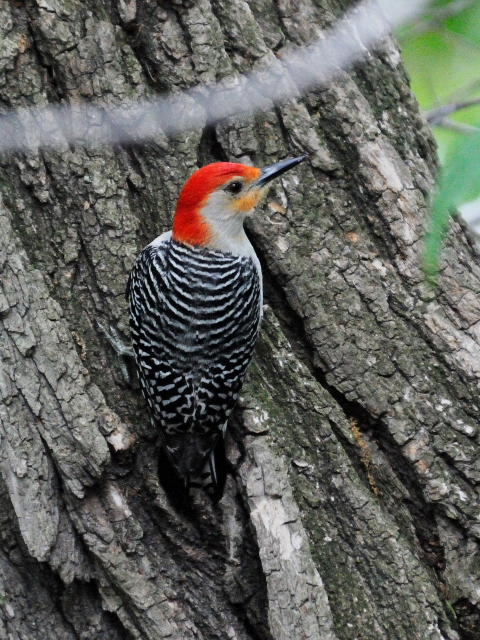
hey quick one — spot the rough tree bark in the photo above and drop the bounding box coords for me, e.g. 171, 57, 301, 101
1, 0, 480, 639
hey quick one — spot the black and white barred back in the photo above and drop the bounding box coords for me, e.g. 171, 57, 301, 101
127, 234, 262, 490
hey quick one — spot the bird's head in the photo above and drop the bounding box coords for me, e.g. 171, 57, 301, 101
172, 156, 306, 253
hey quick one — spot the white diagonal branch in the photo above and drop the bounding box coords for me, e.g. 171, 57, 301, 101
0, 0, 429, 155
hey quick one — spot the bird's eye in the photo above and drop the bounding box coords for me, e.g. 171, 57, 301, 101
225, 181, 243, 195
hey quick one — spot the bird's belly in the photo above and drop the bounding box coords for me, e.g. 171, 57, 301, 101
160, 277, 259, 371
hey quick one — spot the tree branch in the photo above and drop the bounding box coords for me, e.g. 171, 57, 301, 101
425, 96, 480, 125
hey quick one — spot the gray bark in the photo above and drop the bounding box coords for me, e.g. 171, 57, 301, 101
0, 0, 479, 639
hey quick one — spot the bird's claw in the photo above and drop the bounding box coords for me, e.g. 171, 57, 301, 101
97, 321, 135, 384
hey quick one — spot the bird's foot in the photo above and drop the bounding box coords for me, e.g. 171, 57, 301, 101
97, 321, 135, 385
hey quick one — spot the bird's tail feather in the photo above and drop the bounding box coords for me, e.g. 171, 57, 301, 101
158, 434, 227, 502
184, 437, 226, 500
186, 452, 217, 492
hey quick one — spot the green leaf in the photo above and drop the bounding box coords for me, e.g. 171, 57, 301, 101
396, 0, 480, 278
397, 0, 480, 160
425, 126, 480, 277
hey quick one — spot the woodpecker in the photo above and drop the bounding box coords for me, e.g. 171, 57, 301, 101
127, 155, 306, 494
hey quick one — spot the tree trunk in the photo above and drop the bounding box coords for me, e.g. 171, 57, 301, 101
1, 1, 480, 639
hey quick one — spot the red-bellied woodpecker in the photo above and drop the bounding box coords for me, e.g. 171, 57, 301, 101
127, 156, 306, 495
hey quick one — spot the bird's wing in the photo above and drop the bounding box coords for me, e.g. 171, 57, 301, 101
128, 239, 220, 477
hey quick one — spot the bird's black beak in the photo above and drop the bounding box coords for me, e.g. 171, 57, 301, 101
254, 155, 307, 188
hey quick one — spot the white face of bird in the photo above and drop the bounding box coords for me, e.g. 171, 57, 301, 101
200, 177, 267, 222
171, 156, 306, 254
197, 177, 267, 254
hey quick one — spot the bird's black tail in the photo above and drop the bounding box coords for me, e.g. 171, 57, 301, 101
158, 436, 227, 503
185, 436, 227, 501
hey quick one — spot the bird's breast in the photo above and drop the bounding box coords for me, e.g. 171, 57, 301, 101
157, 241, 261, 365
